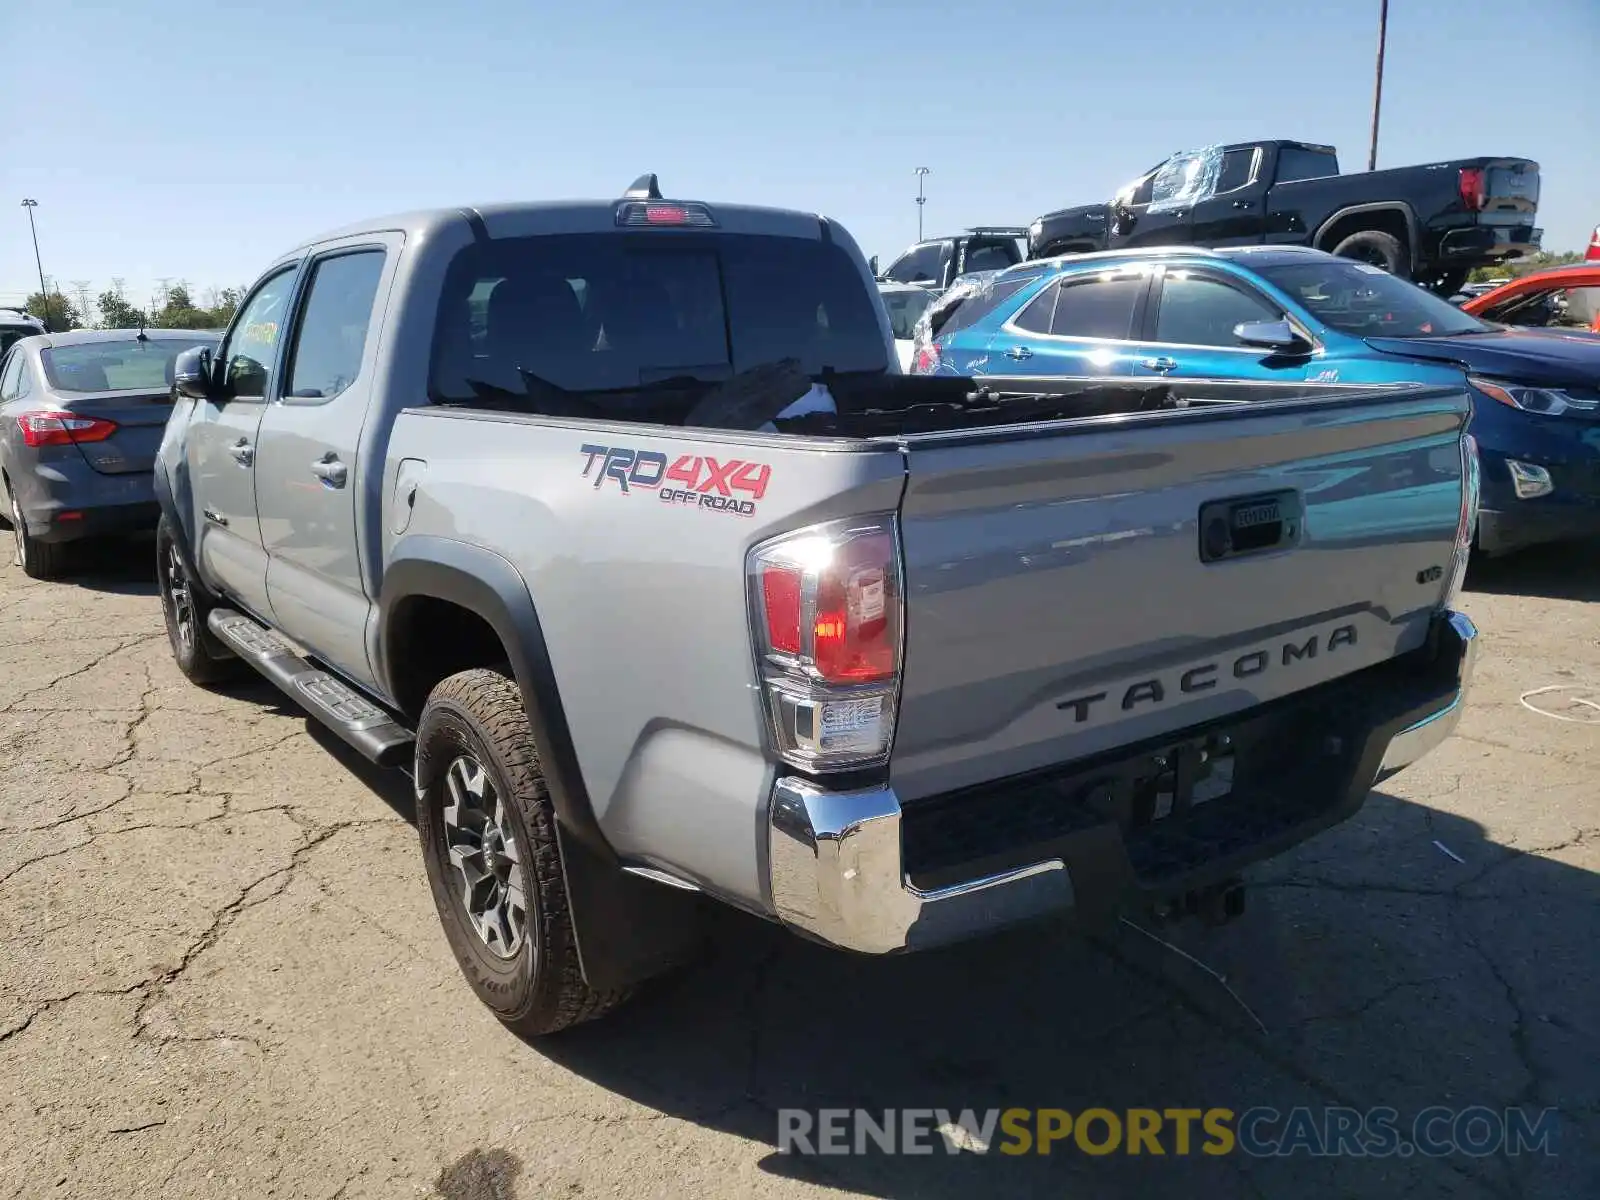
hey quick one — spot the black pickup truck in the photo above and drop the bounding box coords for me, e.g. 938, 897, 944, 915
874, 227, 1027, 292
1026, 140, 1541, 296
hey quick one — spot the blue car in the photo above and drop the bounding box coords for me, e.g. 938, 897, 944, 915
914, 245, 1600, 556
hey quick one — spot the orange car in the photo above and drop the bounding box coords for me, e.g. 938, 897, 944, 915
1461, 255, 1600, 334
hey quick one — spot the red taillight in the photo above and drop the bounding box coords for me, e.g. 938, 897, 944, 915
17, 411, 119, 448
749, 517, 903, 770
761, 567, 804, 655
911, 342, 941, 375
811, 531, 895, 683
1586, 226, 1600, 262
1457, 168, 1487, 212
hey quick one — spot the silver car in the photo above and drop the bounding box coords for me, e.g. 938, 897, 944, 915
0, 328, 217, 578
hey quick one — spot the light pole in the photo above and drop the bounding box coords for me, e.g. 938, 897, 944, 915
20, 199, 51, 332
1367, 0, 1388, 172
914, 167, 931, 242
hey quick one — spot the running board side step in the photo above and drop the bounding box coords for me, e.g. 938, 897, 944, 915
207, 609, 415, 767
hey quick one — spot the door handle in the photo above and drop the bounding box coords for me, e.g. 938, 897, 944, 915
228, 439, 254, 467
1006, 345, 1034, 360
310, 453, 348, 488
1140, 357, 1179, 373
203, 508, 229, 527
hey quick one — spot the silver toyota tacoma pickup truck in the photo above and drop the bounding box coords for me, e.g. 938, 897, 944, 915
155, 175, 1481, 1037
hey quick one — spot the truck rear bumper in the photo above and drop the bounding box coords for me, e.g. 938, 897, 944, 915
768, 610, 1478, 955
1438, 223, 1541, 262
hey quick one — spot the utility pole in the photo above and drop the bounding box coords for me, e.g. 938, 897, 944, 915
20, 199, 51, 331
1368, 0, 1389, 172
914, 167, 931, 243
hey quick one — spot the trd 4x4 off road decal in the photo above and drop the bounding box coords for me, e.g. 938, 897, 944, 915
579, 444, 772, 517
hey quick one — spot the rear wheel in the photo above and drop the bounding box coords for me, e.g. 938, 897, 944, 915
415, 668, 632, 1037
8, 486, 70, 581
156, 516, 241, 685
1331, 230, 1406, 275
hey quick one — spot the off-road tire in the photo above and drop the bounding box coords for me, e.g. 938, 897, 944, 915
156, 515, 242, 685
415, 668, 632, 1036
7, 484, 70, 580
1331, 230, 1406, 275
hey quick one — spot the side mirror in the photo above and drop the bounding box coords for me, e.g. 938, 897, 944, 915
172, 345, 217, 400
869, 255, 881, 279
1234, 319, 1310, 354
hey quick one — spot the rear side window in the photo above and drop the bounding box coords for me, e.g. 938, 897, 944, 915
1154, 273, 1280, 346
430, 233, 887, 404
933, 275, 1036, 339
285, 251, 387, 400
962, 241, 1018, 275
0, 351, 23, 400
40, 338, 214, 393
1276, 148, 1339, 183
1045, 274, 1145, 339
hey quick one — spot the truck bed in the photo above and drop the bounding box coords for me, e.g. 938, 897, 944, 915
392, 376, 1470, 910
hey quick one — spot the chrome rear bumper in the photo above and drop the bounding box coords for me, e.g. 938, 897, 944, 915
768, 610, 1479, 955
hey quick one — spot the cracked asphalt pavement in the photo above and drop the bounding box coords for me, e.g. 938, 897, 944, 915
1, 535, 1595, 1199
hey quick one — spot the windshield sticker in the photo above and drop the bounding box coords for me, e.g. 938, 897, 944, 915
580, 444, 770, 517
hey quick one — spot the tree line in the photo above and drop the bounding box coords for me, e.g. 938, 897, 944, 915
1467, 249, 1583, 284
21, 284, 242, 333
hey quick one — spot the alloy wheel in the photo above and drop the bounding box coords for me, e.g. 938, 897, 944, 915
10, 496, 25, 570
442, 754, 529, 960
164, 542, 196, 653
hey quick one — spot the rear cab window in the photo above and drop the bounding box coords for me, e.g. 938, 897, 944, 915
429, 233, 886, 419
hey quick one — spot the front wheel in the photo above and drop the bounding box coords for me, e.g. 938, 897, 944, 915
415, 668, 632, 1037
156, 516, 242, 685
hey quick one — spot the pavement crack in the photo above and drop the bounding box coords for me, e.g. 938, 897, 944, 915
107, 1118, 167, 1135
131, 818, 386, 1043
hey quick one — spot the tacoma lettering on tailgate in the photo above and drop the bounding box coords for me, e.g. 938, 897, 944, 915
1056, 624, 1359, 723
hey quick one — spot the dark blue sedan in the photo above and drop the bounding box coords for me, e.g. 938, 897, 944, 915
1, 328, 217, 578
915, 246, 1600, 556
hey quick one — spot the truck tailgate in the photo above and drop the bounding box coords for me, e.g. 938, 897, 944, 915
890, 385, 1469, 802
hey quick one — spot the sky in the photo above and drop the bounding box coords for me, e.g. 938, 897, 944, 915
2, 0, 1596, 315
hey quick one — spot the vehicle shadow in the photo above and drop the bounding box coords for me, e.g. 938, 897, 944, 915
53, 534, 159, 597
1466, 537, 1600, 602
520, 792, 1595, 1200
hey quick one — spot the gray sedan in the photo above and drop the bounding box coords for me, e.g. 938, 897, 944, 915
0, 328, 217, 579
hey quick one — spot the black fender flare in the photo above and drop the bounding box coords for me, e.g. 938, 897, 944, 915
1313, 202, 1421, 272
379, 538, 703, 990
